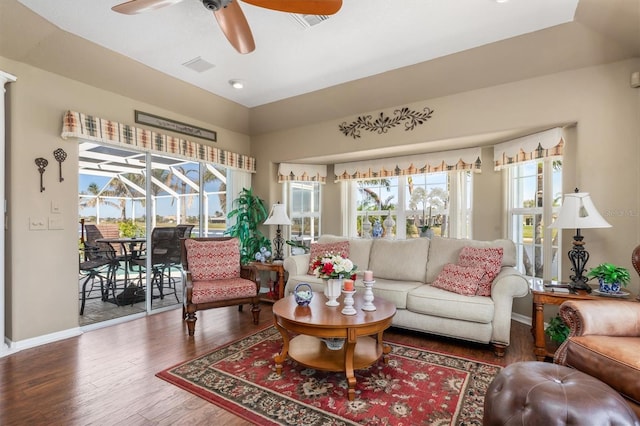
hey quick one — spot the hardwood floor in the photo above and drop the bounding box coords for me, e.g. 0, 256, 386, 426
0, 304, 537, 425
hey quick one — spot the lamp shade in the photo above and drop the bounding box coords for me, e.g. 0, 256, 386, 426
264, 203, 291, 226
549, 192, 611, 229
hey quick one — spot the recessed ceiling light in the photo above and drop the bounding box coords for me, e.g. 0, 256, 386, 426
229, 79, 244, 89
494, 0, 509, 3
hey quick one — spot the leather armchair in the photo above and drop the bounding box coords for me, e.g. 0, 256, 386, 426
554, 299, 640, 418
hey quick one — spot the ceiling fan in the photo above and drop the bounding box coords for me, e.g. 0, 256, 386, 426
111, 0, 343, 54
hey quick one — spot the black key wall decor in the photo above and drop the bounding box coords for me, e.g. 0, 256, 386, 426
53, 148, 67, 182
35, 157, 48, 192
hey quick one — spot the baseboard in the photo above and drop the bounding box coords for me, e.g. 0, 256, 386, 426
2, 327, 83, 357
511, 312, 531, 326
2, 314, 149, 357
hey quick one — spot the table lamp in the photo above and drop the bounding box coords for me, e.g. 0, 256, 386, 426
264, 202, 291, 261
549, 189, 611, 293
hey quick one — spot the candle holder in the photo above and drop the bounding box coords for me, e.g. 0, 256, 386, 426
341, 290, 357, 315
362, 280, 376, 311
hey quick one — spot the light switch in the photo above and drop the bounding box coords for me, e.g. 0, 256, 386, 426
51, 200, 61, 214
49, 217, 64, 230
29, 217, 47, 230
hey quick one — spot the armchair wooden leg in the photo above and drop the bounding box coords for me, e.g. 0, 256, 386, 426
185, 311, 197, 336
251, 302, 261, 325
238, 304, 243, 312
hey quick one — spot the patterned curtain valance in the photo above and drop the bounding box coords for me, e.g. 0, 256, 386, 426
494, 127, 564, 171
334, 147, 482, 181
278, 163, 327, 183
61, 110, 256, 173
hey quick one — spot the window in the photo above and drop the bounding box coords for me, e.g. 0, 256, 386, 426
350, 171, 473, 240
287, 181, 321, 246
506, 159, 562, 281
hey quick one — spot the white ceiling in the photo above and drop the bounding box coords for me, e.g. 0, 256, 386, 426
16, 0, 579, 108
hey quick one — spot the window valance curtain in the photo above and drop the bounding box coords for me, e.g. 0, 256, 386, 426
61, 110, 256, 173
277, 163, 327, 183
334, 147, 481, 181
493, 127, 564, 171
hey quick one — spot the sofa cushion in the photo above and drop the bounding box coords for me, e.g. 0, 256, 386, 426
369, 238, 430, 282
426, 237, 516, 283
307, 241, 350, 274
431, 263, 486, 296
406, 284, 494, 323
458, 246, 504, 296
185, 238, 240, 281
362, 278, 423, 309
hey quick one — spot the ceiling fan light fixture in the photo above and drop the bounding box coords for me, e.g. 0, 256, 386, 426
229, 79, 244, 89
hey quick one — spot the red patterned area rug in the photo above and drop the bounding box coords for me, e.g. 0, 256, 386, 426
156, 327, 501, 425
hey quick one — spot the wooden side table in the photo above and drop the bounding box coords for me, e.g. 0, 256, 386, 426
250, 261, 286, 302
531, 283, 636, 361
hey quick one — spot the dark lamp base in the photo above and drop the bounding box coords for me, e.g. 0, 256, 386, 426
568, 279, 592, 294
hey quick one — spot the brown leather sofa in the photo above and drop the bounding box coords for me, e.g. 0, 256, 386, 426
554, 299, 640, 418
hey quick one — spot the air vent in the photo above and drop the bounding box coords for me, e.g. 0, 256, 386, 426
182, 57, 215, 73
290, 14, 330, 29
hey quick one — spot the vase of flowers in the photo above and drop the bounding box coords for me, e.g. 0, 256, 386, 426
310, 252, 358, 306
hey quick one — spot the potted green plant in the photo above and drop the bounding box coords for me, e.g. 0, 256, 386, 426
545, 314, 570, 344
225, 187, 271, 265
587, 263, 631, 294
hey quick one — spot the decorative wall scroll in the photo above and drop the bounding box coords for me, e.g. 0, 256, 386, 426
135, 110, 217, 142
339, 106, 434, 139
35, 157, 48, 192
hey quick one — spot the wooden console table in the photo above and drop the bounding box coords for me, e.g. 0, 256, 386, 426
531, 284, 636, 361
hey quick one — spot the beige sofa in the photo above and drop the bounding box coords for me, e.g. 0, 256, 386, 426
283, 235, 529, 356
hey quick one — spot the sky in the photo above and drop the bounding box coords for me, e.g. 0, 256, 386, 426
78, 173, 224, 221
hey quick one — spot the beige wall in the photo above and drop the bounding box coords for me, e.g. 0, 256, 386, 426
0, 56, 250, 342
252, 58, 640, 318
2, 53, 639, 342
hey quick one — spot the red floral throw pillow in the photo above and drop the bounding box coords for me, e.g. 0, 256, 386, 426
458, 247, 504, 296
185, 238, 240, 281
307, 241, 350, 275
431, 263, 486, 296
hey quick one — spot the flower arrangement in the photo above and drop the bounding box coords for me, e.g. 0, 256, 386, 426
254, 246, 272, 263
310, 252, 358, 280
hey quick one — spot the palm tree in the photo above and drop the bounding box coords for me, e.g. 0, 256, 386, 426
357, 179, 395, 212
79, 181, 120, 220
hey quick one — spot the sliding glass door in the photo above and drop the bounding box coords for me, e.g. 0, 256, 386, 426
78, 142, 230, 323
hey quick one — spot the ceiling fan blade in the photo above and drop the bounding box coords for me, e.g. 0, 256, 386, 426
241, 0, 342, 15
214, 2, 255, 54
112, 0, 184, 15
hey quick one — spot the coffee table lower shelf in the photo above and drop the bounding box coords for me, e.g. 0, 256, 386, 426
288, 334, 382, 372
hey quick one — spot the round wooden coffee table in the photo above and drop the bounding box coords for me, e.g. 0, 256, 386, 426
272, 291, 396, 401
